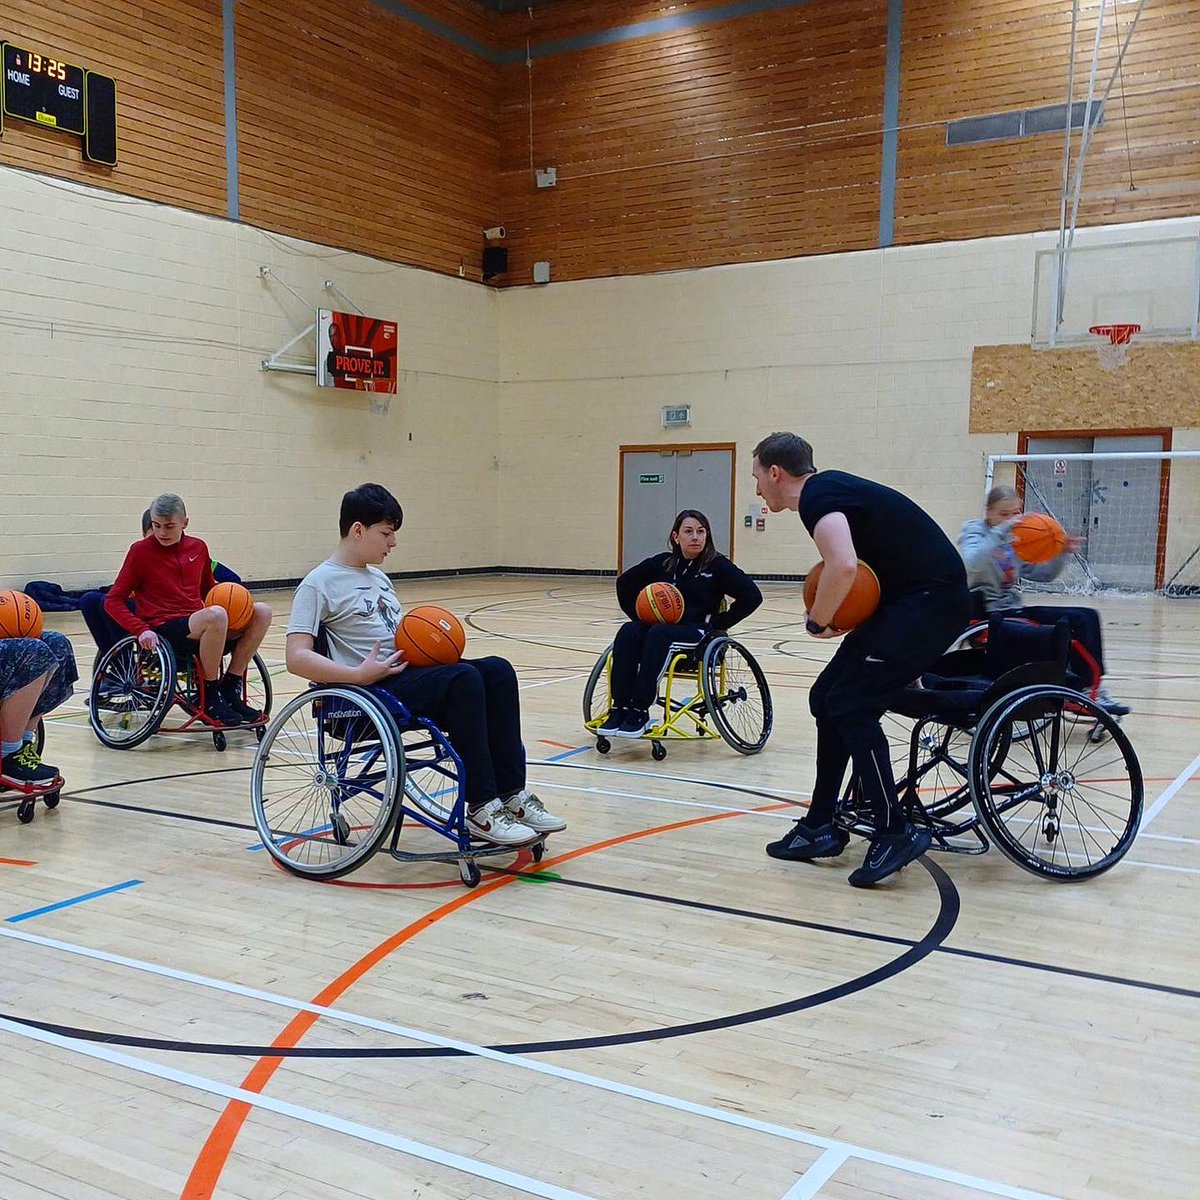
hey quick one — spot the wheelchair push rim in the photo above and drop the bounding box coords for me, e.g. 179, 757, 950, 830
700, 638, 772, 754
250, 686, 404, 879
970, 685, 1143, 881
89, 637, 177, 749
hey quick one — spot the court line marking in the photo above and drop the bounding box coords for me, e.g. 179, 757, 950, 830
520, 672, 589, 690
1140, 749, 1200, 830
780, 1147, 849, 1199
5, 879, 143, 924
0, 857, 37, 868
0, 1018, 597, 1200
0, 926, 1064, 1200
529, 777, 798, 819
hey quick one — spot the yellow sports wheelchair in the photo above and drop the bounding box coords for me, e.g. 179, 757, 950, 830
583, 634, 772, 760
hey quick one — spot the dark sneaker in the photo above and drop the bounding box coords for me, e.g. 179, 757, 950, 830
1, 744, 60, 789
220, 675, 262, 722
597, 708, 629, 735
203, 689, 242, 727
848, 825, 932, 888
766, 820, 850, 862
611, 709, 652, 738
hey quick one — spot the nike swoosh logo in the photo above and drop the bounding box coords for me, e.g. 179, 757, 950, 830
188, 556, 198, 563
865, 656, 887, 664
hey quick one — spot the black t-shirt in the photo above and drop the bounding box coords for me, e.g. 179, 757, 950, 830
798, 470, 966, 600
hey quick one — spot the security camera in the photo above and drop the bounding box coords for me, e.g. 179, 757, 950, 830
484, 226, 507, 241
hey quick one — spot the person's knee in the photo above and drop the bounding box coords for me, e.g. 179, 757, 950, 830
40, 631, 77, 669
475, 655, 516, 684
193, 606, 228, 635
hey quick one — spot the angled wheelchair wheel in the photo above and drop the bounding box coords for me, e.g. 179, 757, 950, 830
234, 652, 274, 721
582, 646, 614, 729
971, 685, 1143, 881
701, 638, 772, 754
250, 686, 403, 880
89, 638, 175, 749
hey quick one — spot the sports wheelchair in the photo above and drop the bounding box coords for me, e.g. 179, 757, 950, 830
583, 633, 772, 760
2, 719, 58, 825
836, 616, 1142, 881
88, 636, 272, 751
250, 682, 546, 888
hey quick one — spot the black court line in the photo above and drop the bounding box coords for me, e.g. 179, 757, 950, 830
0, 859, 960, 1058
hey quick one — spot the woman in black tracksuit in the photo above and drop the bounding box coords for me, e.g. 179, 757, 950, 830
599, 509, 762, 737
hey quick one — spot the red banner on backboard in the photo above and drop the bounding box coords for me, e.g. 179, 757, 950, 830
317, 309, 398, 394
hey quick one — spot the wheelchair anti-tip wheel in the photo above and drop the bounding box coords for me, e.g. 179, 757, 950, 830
700, 638, 773, 754
970, 685, 1142, 881
250, 686, 404, 880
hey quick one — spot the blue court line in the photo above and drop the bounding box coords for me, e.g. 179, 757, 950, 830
5, 880, 144, 925
546, 745, 590, 762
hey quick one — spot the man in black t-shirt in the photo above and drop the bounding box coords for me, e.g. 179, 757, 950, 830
751, 432, 969, 887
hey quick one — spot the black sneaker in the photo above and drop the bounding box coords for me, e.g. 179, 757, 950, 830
203, 689, 243, 727
220, 675, 262, 722
766, 820, 850, 862
612, 709, 652, 738
1, 744, 60, 789
848, 825, 932, 888
597, 708, 629, 735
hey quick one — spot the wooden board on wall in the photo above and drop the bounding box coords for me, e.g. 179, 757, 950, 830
0, 0, 227, 215
970, 341, 1200, 433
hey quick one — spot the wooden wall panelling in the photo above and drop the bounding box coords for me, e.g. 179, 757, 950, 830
0, 0, 227, 214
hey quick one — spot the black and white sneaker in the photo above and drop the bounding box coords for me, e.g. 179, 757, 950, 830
848, 825, 932, 888
611, 709, 652, 738
1, 744, 60, 790
597, 708, 629, 735
766, 821, 850, 862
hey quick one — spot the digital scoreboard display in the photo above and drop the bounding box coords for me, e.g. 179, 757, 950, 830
2, 42, 86, 134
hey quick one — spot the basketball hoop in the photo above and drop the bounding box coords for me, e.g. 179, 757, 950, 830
1088, 323, 1141, 371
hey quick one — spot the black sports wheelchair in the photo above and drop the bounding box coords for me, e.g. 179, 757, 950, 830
583, 631, 773, 760
89, 637, 272, 751
836, 615, 1142, 881
249, 653, 548, 888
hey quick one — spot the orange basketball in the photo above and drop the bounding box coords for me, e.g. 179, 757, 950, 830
802, 561, 881, 632
635, 582, 685, 625
394, 605, 467, 667
1011, 512, 1069, 564
205, 582, 255, 633
0, 590, 43, 640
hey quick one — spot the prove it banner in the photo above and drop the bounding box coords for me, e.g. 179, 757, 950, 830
317, 309, 398, 394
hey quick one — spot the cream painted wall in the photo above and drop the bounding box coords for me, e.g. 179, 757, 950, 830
0, 168, 499, 591
496, 218, 1200, 576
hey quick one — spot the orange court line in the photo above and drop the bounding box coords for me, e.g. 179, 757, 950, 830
182, 802, 792, 1198
0, 857, 37, 867
537, 739, 577, 750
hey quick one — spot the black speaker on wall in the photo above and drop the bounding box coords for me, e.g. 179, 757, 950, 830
482, 246, 508, 282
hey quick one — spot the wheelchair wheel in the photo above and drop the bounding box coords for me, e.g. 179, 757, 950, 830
971, 685, 1142, 880
89, 638, 175, 749
700, 638, 772, 754
234, 653, 274, 722
250, 687, 404, 880
582, 646, 614, 729
399, 722, 461, 825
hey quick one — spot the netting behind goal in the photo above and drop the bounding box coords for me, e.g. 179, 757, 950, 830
985, 451, 1200, 597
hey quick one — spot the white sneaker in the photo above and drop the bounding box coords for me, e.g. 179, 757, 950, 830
504, 789, 567, 833
467, 798, 537, 845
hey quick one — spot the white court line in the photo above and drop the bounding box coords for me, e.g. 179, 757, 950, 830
530, 758, 813, 799
1125, 860, 1200, 876
780, 1147, 849, 1200
527, 778, 797, 820
0, 928, 1065, 1200
1140, 750, 1200, 831
0, 1018, 596, 1200
520, 672, 589, 690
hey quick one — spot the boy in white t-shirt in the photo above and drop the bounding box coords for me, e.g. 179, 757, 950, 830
286, 483, 566, 846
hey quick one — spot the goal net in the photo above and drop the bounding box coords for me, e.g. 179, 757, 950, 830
984, 451, 1200, 597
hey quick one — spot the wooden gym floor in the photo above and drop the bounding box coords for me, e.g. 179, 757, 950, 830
1, 578, 1197, 1200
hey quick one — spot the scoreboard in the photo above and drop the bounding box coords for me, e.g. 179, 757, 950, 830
1, 40, 117, 164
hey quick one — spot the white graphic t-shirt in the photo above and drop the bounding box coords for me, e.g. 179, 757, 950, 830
288, 560, 404, 667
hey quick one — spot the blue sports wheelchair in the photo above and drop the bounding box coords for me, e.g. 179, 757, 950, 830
249, 678, 546, 889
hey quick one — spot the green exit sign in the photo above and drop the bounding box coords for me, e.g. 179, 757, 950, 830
639, 473, 665, 484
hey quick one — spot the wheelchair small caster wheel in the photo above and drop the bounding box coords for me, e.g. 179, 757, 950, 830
595, 736, 611, 754
531, 841, 545, 863
17, 797, 35, 825
43, 790, 60, 810
255, 725, 266, 743
651, 740, 667, 762
212, 731, 227, 752
459, 858, 481, 888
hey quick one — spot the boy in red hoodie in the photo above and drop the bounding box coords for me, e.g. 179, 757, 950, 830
104, 494, 272, 725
